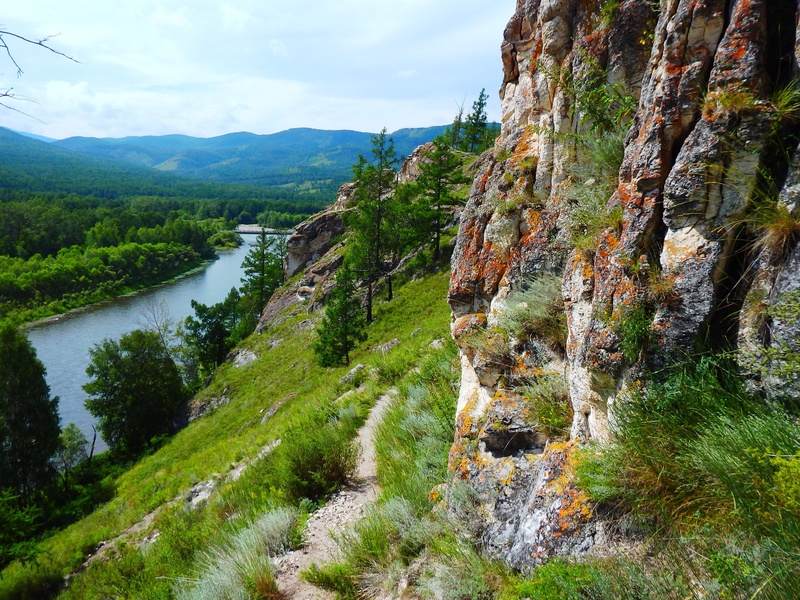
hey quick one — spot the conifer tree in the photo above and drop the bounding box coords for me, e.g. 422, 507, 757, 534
346, 128, 399, 321
313, 265, 367, 366
416, 136, 470, 260
449, 103, 465, 148
240, 230, 285, 316
463, 88, 490, 153
183, 288, 241, 374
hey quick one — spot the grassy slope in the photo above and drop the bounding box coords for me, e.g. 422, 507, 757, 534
0, 267, 452, 599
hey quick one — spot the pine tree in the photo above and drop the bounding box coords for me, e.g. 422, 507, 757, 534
463, 88, 490, 153
346, 128, 400, 320
183, 288, 241, 373
448, 103, 465, 148
240, 230, 285, 316
313, 265, 367, 366
416, 136, 470, 260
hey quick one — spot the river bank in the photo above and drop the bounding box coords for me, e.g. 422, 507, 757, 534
27, 237, 256, 450
23, 258, 214, 329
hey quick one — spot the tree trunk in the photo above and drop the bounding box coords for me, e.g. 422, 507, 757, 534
434, 206, 442, 262
366, 273, 373, 323
87, 426, 97, 473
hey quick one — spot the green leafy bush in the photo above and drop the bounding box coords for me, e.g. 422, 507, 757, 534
266, 406, 360, 502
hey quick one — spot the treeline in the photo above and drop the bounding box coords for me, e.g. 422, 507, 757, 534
0, 242, 202, 321
0, 127, 337, 206
0, 191, 324, 260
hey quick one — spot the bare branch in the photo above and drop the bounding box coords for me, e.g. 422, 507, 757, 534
0, 87, 44, 121
0, 30, 80, 77
0, 27, 79, 118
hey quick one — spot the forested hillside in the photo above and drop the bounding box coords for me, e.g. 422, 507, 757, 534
0, 128, 330, 207
52, 127, 450, 191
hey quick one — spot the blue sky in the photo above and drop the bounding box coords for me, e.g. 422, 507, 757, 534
1, 1, 516, 139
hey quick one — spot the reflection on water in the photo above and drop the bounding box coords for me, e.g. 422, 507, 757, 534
27, 235, 255, 452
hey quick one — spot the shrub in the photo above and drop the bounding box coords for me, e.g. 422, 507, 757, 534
276, 406, 360, 502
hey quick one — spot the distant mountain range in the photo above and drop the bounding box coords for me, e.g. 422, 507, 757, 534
0, 125, 448, 202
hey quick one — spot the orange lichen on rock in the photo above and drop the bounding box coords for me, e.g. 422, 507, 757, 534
452, 313, 488, 340
456, 392, 484, 439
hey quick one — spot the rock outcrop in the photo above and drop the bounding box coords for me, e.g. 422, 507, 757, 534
447, 0, 800, 568
284, 183, 355, 278
258, 135, 451, 332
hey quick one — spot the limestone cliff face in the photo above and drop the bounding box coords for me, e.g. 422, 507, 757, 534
448, 0, 800, 568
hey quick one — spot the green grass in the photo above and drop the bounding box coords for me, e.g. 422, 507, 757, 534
301, 341, 515, 599
173, 507, 297, 600
0, 268, 452, 598
575, 354, 800, 599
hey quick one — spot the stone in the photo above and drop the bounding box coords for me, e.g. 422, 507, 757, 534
446, 0, 800, 570
339, 364, 366, 385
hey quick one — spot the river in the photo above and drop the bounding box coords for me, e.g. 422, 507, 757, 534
27, 235, 256, 453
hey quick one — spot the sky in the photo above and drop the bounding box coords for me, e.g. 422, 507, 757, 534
1, 0, 517, 140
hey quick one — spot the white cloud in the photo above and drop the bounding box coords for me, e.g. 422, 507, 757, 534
220, 4, 254, 32
268, 40, 289, 58
2, 0, 518, 138
395, 69, 419, 80
150, 7, 189, 29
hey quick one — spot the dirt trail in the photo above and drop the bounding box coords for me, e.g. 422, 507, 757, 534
274, 391, 395, 599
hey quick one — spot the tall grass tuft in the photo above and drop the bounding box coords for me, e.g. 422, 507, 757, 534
576, 354, 800, 598
518, 373, 572, 437
174, 507, 297, 600
497, 273, 567, 356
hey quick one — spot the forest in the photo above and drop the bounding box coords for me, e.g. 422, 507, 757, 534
0, 183, 327, 323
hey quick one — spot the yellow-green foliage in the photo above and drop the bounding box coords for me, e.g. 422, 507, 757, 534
0, 269, 452, 598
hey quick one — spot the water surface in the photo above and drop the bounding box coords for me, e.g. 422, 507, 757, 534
27, 235, 256, 452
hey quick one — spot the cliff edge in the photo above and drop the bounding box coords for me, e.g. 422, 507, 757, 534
447, 0, 800, 568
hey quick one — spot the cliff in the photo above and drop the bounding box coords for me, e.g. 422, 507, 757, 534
447, 0, 800, 568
